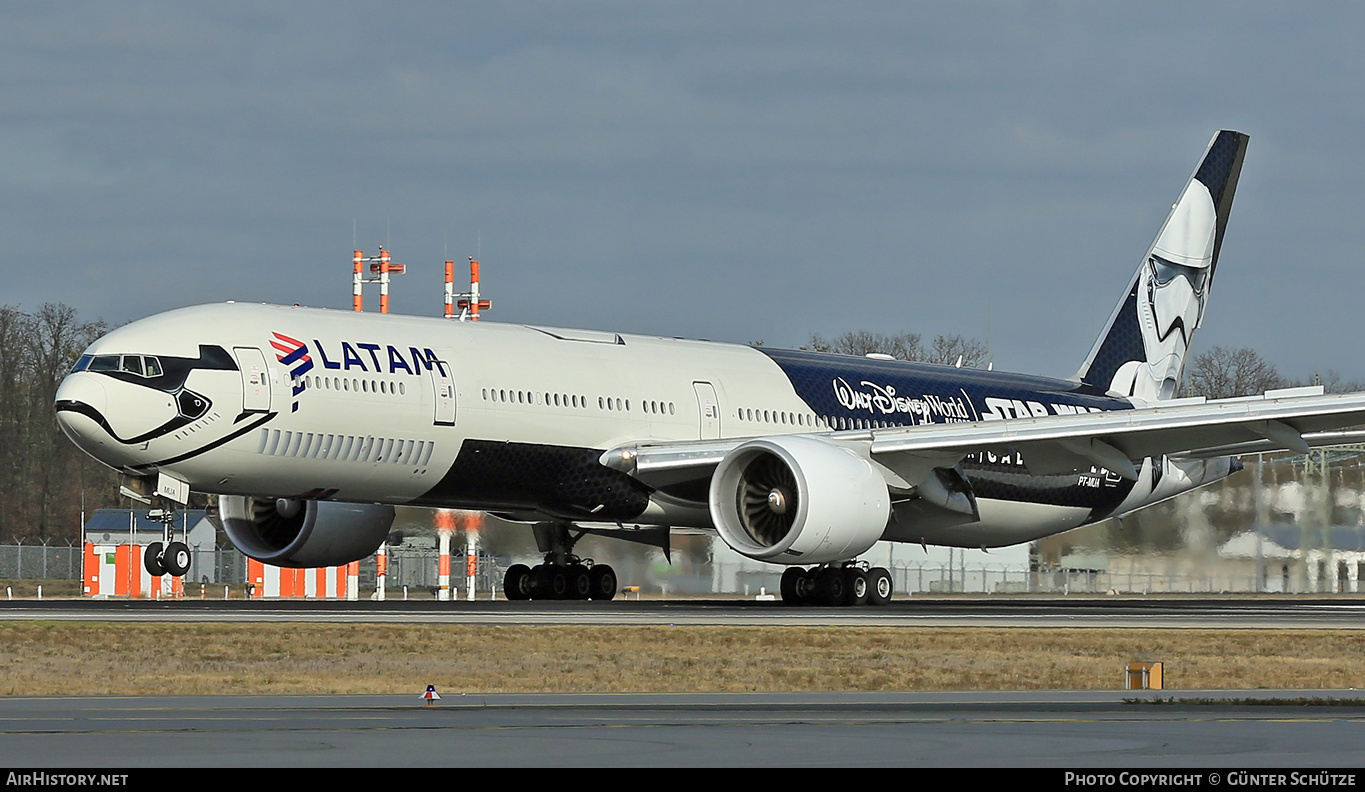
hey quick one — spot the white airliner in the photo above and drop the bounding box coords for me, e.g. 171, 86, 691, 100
53, 130, 1365, 605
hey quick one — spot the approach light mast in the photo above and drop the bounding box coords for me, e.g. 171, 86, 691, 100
351, 248, 406, 313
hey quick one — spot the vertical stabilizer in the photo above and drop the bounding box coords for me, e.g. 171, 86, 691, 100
1075, 130, 1249, 402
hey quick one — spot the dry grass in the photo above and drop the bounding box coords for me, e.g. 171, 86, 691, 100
1, 623, 1363, 695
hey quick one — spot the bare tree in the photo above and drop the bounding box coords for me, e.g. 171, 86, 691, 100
0, 306, 29, 539
1291, 369, 1365, 395
808, 330, 989, 368
1182, 346, 1285, 399
808, 331, 925, 361
926, 334, 990, 368
0, 304, 118, 542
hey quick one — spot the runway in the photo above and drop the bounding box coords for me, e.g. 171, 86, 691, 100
4, 598, 1365, 767
2, 690, 1364, 767
4, 595, 1365, 628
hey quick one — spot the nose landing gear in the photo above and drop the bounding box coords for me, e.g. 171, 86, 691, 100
141, 508, 192, 578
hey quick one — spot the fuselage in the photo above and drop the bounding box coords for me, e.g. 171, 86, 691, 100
55, 301, 1236, 549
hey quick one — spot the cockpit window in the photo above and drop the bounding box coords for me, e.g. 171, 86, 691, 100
76, 354, 163, 378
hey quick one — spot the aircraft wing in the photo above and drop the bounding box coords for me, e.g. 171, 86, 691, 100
606, 386, 1365, 490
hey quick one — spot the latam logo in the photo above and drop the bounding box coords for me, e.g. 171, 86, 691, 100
267, 332, 452, 413
309, 340, 449, 377
270, 332, 314, 412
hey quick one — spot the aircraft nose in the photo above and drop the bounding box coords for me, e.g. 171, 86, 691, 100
54, 373, 109, 453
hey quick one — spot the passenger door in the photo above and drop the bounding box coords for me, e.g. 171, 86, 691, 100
430, 359, 456, 426
234, 347, 272, 413
693, 381, 720, 439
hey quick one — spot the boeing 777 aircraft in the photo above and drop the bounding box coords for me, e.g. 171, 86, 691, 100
53, 130, 1365, 605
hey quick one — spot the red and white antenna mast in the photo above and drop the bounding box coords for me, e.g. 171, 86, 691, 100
351, 247, 406, 313
449, 256, 492, 321
353, 250, 364, 312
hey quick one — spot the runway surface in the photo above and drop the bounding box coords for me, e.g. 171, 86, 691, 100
4, 595, 1365, 628
4, 599, 1365, 767
2, 690, 1364, 767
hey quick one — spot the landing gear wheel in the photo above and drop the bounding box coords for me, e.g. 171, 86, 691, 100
815, 567, 847, 607
846, 567, 869, 606
867, 567, 893, 606
780, 567, 806, 604
143, 542, 165, 576
162, 542, 191, 577
504, 564, 533, 600
535, 566, 568, 599
588, 565, 617, 601
567, 564, 592, 600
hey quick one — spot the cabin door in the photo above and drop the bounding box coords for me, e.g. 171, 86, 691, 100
693, 381, 720, 440
234, 347, 272, 413
430, 359, 456, 426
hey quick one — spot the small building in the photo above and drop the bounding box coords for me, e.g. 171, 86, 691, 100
1219, 525, 1365, 593
82, 509, 218, 597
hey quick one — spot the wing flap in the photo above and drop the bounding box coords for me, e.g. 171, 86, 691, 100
1174, 428, 1365, 460
868, 390, 1365, 473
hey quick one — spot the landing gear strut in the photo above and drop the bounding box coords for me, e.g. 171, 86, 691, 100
780, 562, 892, 607
503, 522, 618, 601
142, 507, 191, 578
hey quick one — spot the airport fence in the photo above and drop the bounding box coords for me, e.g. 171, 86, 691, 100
895, 564, 1357, 595
4, 543, 1358, 596
721, 560, 1360, 597
0, 542, 501, 596
0, 540, 81, 581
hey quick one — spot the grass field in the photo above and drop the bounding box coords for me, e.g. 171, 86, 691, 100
2, 623, 1363, 695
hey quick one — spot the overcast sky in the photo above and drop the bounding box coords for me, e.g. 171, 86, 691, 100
4, 2, 1364, 382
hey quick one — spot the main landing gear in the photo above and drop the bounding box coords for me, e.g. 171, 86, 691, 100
503, 560, 617, 601
780, 562, 893, 607
502, 521, 618, 601
142, 508, 191, 577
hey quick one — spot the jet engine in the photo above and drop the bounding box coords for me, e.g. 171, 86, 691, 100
708, 436, 890, 565
217, 496, 395, 568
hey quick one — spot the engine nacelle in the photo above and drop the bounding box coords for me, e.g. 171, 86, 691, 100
708, 435, 890, 565
217, 496, 395, 568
